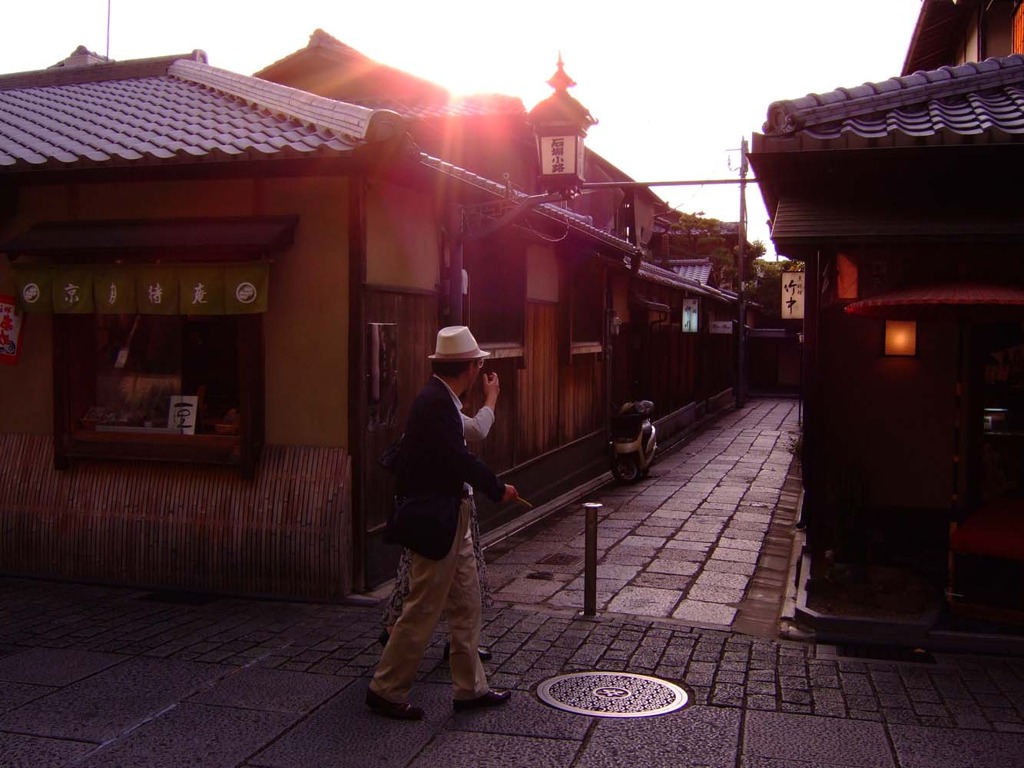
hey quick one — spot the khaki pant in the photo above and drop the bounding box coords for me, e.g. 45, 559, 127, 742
369, 498, 488, 704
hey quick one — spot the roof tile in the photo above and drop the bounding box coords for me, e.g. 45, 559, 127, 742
0, 56, 408, 172
254, 29, 525, 122
762, 54, 1024, 147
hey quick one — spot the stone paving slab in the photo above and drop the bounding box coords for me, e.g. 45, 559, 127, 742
744, 711, 896, 766
0, 648, 125, 687
78, 703, 299, 768
0, 656, 231, 742
248, 682, 452, 768
606, 587, 681, 617
574, 706, 741, 768
410, 731, 581, 768
889, 722, 1024, 767
0, 731, 95, 768
187, 667, 352, 713
0, 680, 51, 715
673, 600, 738, 626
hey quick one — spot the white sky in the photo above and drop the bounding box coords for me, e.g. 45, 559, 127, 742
0, 0, 925, 258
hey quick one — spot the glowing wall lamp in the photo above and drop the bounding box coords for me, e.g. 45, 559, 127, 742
884, 320, 917, 357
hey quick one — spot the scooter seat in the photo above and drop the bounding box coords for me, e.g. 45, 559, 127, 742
611, 413, 642, 439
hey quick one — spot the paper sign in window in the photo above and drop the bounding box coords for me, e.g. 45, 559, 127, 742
168, 395, 199, 434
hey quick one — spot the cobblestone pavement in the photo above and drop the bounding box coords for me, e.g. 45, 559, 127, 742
481, 398, 802, 636
1, 398, 1023, 767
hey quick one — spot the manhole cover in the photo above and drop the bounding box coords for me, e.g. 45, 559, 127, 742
536, 672, 688, 718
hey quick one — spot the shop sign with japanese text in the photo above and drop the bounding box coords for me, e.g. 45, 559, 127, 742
781, 272, 804, 319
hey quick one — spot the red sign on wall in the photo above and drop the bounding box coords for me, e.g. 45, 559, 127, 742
0, 295, 24, 365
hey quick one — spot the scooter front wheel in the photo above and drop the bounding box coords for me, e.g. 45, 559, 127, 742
612, 455, 642, 484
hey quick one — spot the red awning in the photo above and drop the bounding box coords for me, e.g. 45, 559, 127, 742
844, 284, 1024, 320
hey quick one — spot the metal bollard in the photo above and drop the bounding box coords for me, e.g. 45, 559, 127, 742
582, 502, 602, 616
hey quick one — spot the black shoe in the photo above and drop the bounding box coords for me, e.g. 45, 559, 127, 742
453, 690, 511, 712
442, 641, 492, 661
378, 629, 390, 648
366, 688, 424, 721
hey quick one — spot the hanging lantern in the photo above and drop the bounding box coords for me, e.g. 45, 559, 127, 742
527, 55, 596, 193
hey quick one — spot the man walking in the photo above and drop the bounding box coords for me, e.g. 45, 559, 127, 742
366, 326, 518, 720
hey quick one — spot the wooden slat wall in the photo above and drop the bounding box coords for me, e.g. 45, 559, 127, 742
519, 302, 561, 457
611, 309, 730, 414
362, 290, 438, 535
560, 351, 602, 441
1015, 6, 1024, 55
647, 326, 700, 414
517, 302, 603, 458
361, 295, 604, 502
0, 434, 351, 600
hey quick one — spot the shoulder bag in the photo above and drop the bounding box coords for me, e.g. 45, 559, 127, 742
383, 493, 460, 560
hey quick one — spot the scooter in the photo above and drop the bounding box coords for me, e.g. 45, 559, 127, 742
609, 400, 657, 483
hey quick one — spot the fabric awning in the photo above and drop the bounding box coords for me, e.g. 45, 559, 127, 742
3, 216, 296, 315
844, 284, 1024, 320
14, 262, 270, 314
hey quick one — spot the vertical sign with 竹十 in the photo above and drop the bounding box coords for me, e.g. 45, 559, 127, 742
681, 298, 699, 333
781, 272, 804, 319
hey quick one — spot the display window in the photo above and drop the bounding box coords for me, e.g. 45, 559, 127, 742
53, 309, 264, 476
2, 216, 293, 477
88, 314, 240, 435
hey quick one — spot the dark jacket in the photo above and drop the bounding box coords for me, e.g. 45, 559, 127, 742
395, 376, 505, 502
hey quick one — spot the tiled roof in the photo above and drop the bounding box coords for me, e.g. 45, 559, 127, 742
256, 30, 449, 100
418, 153, 730, 304
256, 29, 525, 121
338, 94, 524, 121
0, 48, 716, 301
0, 53, 405, 172
669, 259, 713, 285
419, 153, 640, 258
638, 261, 729, 301
760, 54, 1024, 147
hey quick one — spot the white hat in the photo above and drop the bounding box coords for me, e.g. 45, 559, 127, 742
428, 326, 491, 361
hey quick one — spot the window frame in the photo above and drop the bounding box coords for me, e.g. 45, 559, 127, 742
53, 305, 265, 479
569, 256, 606, 351
2, 216, 294, 480
464, 237, 526, 354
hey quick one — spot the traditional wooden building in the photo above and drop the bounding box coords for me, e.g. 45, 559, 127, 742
0, 44, 737, 598
750, 0, 1024, 618
255, 33, 742, 585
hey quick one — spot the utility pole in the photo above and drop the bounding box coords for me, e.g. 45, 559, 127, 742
736, 137, 749, 409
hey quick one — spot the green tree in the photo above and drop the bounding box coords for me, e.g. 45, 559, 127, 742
665, 213, 765, 291
748, 258, 802, 318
